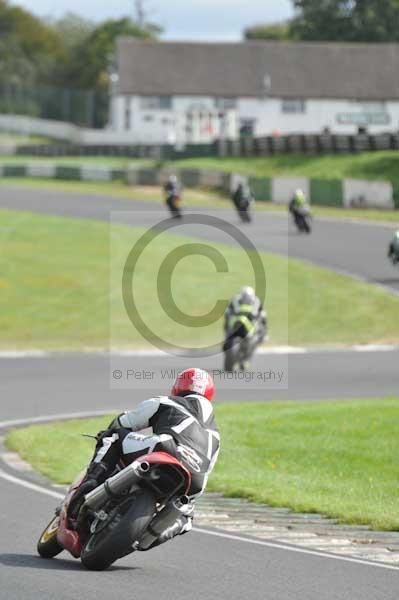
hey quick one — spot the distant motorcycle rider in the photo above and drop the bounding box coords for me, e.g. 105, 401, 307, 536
289, 188, 308, 216
68, 369, 219, 549
223, 286, 267, 353
289, 188, 312, 233
388, 231, 399, 264
232, 181, 254, 221
164, 174, 182, 219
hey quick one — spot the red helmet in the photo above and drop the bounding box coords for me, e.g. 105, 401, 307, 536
171, 368, 215, 402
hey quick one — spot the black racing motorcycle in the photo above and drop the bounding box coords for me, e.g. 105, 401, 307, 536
223, 332, 258, 372
166, 192, 183, 219
388, 240, 399, 265
237, 197, 252, 223
232, 185, 253, 223
291, 204, 312, 234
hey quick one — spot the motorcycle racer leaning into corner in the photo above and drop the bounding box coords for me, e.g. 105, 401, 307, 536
223, 286, 267, 355
68, 368, 220, 550
388, 231, 399, 264
289, 188, 308, 215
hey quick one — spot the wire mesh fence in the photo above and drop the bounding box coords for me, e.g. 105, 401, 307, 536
0, 83, 109, 128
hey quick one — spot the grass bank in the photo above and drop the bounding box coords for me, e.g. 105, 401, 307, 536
0, 134, 50, 145
3, 150, 399, 188
170, 151, 399, 189
0, 155, 150, 167
1, 209, 399, 350
6, 398, 399, 530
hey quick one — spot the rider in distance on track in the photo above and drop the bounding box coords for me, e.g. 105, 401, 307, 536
289, 188, 308, 217
223, 286, 267, 354
232, 181, 255, 211
164, 174, 182, 219
68, 368, 219, 549
388, 231, 399, 264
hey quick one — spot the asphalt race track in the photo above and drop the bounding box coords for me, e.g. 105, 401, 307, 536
0, 349, 398, 425
2, 470, 398, 600
0, 186, 398, 598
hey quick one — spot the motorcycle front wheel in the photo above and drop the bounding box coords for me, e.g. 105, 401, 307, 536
81, 489, 156, 571
224, 337, 243, 372
37, 515, 63, 558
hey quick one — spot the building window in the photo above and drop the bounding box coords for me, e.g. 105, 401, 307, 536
215, 97, 237, 110
281, 99, 306, 114
240, 119, 256, 138
143, 115, 154, 122
140, 96, 173, 110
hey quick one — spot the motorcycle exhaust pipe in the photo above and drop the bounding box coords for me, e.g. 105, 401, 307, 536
84, 461, 150, 510
138, 495, 190, 551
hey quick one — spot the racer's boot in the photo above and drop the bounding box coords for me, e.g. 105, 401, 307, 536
67, 462, 109, 526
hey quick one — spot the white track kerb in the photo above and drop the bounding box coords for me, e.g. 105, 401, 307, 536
0, 411, 398, 572
1, 344, 399, 360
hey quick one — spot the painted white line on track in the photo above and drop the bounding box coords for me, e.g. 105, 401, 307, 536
0, 410, 119, 430
0, 467, 63, 500
0, 464, 397, 572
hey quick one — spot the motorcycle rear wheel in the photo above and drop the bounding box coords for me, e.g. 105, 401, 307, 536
37, 515, 63, 558
81, 489, 156, 571
302, 216, 312, 234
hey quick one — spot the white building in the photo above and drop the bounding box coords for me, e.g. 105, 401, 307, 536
110, 39, 399, 144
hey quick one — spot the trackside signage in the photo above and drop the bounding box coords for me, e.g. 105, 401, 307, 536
336, 113, 391, 126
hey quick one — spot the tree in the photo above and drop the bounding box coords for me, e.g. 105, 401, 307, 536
244, 22, 292, 41
65, 17, 161, 126
52, 12, 95, 52
0, 2, 162, 126
66, 17, 159, 90
0, 0, 67, 84
291, 0, 399, 42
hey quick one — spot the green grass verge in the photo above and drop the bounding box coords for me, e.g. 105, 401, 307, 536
169, 151, 399, 189
0, 155, 151, 166
1, 208, 399, 350
0, 134, 50, 145
4, 150, 399, 189
6, 398, 399, 530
